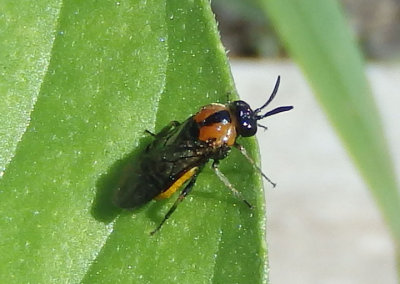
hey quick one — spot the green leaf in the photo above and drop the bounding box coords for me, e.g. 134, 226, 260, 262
0, 0, 267, 283
261, 0, 400, 244
0, 0, 63, 173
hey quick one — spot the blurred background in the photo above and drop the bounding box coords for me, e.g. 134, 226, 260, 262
213, 0, 400, 60
211, 0, 399, 283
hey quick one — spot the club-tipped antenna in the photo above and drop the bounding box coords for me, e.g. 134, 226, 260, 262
254, 76, 281, 114
256, 106, 293, 120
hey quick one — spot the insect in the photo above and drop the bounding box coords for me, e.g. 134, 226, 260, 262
114, 76, 293, 235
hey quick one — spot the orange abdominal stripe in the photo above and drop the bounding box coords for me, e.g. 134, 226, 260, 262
155, 167, 199, 200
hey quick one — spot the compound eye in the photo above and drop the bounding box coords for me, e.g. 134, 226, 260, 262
230, 101, 257, 137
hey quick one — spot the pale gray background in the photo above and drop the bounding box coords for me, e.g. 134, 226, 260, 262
231, 60, 399, 284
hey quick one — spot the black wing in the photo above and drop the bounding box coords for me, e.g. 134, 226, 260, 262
114, 118, 212, 209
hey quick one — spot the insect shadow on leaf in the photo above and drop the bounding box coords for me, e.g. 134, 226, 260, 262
92, 76, 292, 233
91, 135, 153, 223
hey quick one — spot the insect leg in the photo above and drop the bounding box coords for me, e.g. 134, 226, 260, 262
233, 143, 276, 188
145, 121, 181, 138
150, 171, 199, 235
212, 161, 253, 208
256, 123, 268, 131
144, 129, 156, 136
